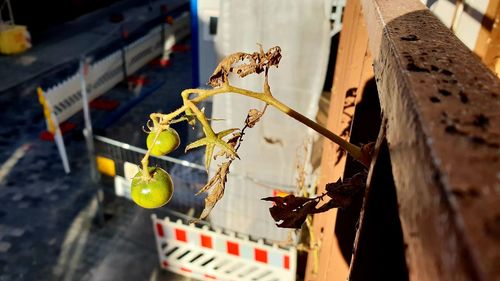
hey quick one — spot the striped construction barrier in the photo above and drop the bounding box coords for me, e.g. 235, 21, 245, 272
37, 5, 190, 173
152, 215, 297, 281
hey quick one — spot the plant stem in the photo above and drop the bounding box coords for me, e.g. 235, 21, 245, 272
190, 85, 364, 164
141, 84, 369, 174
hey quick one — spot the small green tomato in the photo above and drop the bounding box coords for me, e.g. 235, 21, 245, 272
146, 128, 180, 156
131, 167, 174, 209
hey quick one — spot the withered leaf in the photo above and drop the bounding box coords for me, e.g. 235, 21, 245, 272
208, 46, 282, 88
246, 109, 263, 128
262, 195, 319, 228
208, 52, 246, 87
198, 162, 230, 219
325, 172, 367, 208
262, 172, 367, 229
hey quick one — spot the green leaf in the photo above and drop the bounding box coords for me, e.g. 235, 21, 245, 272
185, 137, 210, 152
217, 128, 239, 139
204, 143, 215, 171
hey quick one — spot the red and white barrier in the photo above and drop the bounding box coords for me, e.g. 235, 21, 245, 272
152, 215, 297, 281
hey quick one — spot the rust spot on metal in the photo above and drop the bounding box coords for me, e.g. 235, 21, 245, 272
451, 188, 480, 199
400, 34, 418, 41
438, 89, 452, 96
406, 62, 429, 72
470, 136, 487, 145
445, 125, 462, 134
458, 91, 469, 103
429, 96, 440, 103
472, 114, 489, 130
440, 69, 453, 76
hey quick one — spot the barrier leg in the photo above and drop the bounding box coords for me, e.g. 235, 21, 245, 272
53, 123, 71, 174
80, 57, 105, 226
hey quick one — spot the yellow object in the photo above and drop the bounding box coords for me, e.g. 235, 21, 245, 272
96, 156, 116, 177
37, 87, 56, 133
0, 24, 31, 55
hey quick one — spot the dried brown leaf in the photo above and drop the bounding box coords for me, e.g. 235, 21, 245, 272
198, 162, 230, 219
262, 195, 316, 228
262, 172, 367, 229
325, 172, 367, 208
262, 195, 323, 229
208, 46, 282, 87
246, 109, 264, 128
208, 52, 246, 87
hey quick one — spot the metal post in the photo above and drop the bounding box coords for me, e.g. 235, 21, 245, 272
79, 56, 105, 226
6, 0, 14, 24
52, 116, 71, 174
0, 0, 15, 25
120, 24, 128, 80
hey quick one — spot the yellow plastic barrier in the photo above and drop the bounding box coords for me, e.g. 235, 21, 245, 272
0, 24, 31, 55
96, 155, 116, 177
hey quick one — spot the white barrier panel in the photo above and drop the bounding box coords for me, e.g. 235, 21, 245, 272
38, 12, 189, 173
114, 175, 132, 199
41, 12, 190, 126
152, 215, 297, 281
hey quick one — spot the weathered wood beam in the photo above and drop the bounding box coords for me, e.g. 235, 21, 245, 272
361, 0, 500, 280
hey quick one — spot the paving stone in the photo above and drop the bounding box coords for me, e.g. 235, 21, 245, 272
0, 242, 11, 253
17, 202, 30, 209
9, 228, 25, 237
0, 274, 12, 281
11, 194, 23, 202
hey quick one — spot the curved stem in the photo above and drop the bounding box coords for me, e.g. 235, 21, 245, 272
184, 99, 216, 137
141, 131, 161, 180
142, 84, 368, 172
190, 85, 363, 162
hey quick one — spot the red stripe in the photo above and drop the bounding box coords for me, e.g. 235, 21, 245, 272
201, 234, 212, 249
175, 229, 187, 242
204, 274, 216, 279
156, 223, 164, 237
181, 267, 192, 273
226, 241, 239, 256
284, 255, 290, 269
254, 248, 268, 263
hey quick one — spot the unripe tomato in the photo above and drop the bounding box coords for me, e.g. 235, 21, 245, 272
131, 167, 174, 209
146, 128, 180, 156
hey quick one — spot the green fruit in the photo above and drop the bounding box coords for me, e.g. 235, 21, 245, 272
131, 167, 174, 209
147, 128, 180, 156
